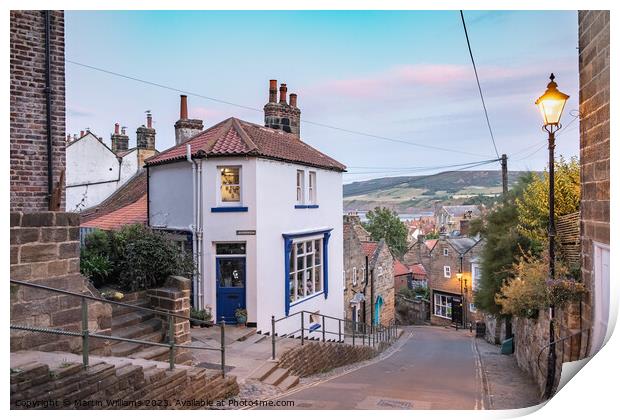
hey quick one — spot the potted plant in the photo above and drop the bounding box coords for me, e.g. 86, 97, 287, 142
190, 307, 207, 327
235, 308, 247, 325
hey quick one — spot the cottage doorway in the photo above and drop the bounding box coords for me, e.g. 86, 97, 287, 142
215, 243, 246, 324
374, 295, 384, 326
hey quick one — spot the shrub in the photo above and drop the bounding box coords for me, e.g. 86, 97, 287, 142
80, 252, 112, 288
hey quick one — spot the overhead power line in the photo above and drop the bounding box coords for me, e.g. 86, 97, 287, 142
460, 11, 500, 159
346, 158, 500, 176
67, 59, 495, 159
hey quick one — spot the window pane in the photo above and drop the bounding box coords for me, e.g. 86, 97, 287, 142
289, 274, 295, 302
306, 268, 313, 295
314, 240, 322, 264
221, 167, 239, 185
306, 241, 313, 253
216, 243, 246, 255
314, 266, 322, 293
296, 242, 304, 255
218, 259, 244, 288
297, 271, 304, 298
221, 185, 240, 202
297, 255, 304, 271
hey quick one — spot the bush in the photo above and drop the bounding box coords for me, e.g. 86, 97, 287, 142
80, 225, 194, 292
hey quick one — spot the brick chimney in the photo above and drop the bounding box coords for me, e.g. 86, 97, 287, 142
111, 122, 129, 154
174, 95, 204, 145
264, 79, 301, 137
136, 111, 156, 150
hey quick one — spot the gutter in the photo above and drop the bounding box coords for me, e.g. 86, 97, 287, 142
44, 11, 53, 209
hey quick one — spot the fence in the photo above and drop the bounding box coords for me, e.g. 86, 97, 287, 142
270, 310, 398, 360
10, 279, 227, 377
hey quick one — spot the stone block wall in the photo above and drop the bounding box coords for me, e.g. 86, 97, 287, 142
10, 211, 113, 354
484, 314, 507, 345
10, 11, 66, 211
278, 342, 378, 377
371, 242, 395, 326
578, 10, 610, 355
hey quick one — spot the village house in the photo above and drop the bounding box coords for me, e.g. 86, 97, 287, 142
405, 216, 435, 243
65, 116, 158, 212
435, 205, 480, 236
404, 235, 482, 327
343, 215, 395, 328
145, 81, 346, 335
410, 263, 428, 289
393, 259, 412, 292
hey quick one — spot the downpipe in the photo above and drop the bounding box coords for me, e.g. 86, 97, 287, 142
197, 159, 205, 309
187, 145, 199, 309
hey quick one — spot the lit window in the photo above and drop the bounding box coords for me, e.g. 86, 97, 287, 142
288, 237, 323, 303
443, 266, 451, 278
434, 293, 453, 319
352, 267, 357, 286
220, 167, 241, 203
471, 263, 482, 291
296, 170, 305, 204
308, 171, 317, 204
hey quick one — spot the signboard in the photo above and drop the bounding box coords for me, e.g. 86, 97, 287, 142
236, 230, 256, 236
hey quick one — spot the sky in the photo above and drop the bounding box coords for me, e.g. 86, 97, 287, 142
65, 10, 580, 183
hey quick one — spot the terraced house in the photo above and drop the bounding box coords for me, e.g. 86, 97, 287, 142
146, 81, 346, 334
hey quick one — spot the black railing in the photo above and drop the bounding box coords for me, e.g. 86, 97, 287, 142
536, 326, 592, 375
10, 279, 227, 377
270, 310, 398, 360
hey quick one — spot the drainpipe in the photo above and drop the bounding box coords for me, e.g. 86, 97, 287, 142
197, 159, 205, 309
44, 11, 54, 209
187, 144, 198, 308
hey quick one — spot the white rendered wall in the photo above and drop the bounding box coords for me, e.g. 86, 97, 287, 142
254, 158, 344, 335
119, 149, 139, 186
65, 134, 121, 211
148, 160, 194, 231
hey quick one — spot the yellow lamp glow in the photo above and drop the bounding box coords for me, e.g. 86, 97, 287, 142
535, 73, 569, 126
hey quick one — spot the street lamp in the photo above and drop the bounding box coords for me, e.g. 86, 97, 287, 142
535, 73, 569, 400
456, 271, 465, 329
535, 73, 569, 279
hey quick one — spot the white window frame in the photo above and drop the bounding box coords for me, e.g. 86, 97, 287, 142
443, 265, 451, 278
469, 303, 477, 313
217, 166, 242, 206
443, 248, 449, 256
308, 171, 317, 204
352, 267, 357, 286
378, 266, 384, 280
289, 235, 323, 304
296, 170, 305, 204
434, 293, 453, 319
471, 263, 481, 291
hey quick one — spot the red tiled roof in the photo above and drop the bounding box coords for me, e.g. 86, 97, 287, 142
80, 170, 147, 230
81, 195, 147, 230
393, 260, 411, 277
425, 239, 438, 250
145, 117, 346, 172
410, 263, 427, 277
361, 241, 378, 258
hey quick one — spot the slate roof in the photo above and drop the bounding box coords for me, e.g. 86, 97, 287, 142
446, 237, 479, 254
80, 170, 147, 230
145, 117, 346, 172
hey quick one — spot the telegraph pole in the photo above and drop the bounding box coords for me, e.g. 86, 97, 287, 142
501, 154, 508, 195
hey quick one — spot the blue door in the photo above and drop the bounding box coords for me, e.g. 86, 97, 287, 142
374, 295, 384, 326
216, 257, 246, 324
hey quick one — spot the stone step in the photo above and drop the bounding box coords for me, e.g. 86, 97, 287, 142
248, 361, 279, 381
262, 367, 290, 386
113, 318, 162, 340
110, 330, 165, 357
130, 345, 170, 361
111, 299, 150, 317
278, 374, 299, 391
112, 310, 155, 330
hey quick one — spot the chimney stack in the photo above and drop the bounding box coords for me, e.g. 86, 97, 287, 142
264, 79, 301, 137
174, 95, 204, 145
146, 112, 153, 129
269, 80, 278, 103
80, 130, 85, 138
279, 83, 288, 104
111, 122, 129, 154
137, 112, 156, 150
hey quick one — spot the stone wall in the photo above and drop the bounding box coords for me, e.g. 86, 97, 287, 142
10, 211, 112, 354
370, 241, 395, 326
10, 11, 66, 212
277, 342, 379, 377
343, 217, 368, 322
578, 10, 610, 355
10, 352, 239, 409
395, 294, 429, 325
484, 314, 507, 345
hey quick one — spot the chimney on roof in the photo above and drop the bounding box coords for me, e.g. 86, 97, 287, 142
80, 130, 85, 138
174, 94, 204, 145
137, 111, 156, 150
111, 122, 129, 154
263, 79, 301, 138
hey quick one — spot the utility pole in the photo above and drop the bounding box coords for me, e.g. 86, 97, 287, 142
501, 154, 508, 195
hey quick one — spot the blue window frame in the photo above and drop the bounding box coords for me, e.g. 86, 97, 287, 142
282, 228, 332, 316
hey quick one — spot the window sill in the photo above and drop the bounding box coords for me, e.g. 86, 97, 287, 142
211, 207, 248, 213
294, 204, 319, 209
290, 291, 324, 307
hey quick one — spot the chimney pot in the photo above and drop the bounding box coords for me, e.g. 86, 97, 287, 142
114, 123, 120, 134
80, 130, 85, 137
290, 93, 298, 108
269, 80, 278, 103
279, 83, 288, 104
121, 126, 126, 135
146, 112, 153, 128
180, 95, 188, 120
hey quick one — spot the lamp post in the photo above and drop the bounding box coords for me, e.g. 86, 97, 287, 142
457, 271, 465, 329
535, 73, 569, 399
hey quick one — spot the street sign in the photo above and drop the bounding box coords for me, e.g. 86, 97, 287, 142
236, 230, 256, 236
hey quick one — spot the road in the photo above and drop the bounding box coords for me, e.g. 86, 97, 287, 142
267, 326, 487, 410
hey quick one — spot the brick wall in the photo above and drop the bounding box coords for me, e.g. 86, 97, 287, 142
578, 10, 610, 352
10, 11, 66, 212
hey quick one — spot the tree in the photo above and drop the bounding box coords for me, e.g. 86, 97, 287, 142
472, 174, 536, 314
516, 156, 580, 244
363, 207, 408, 256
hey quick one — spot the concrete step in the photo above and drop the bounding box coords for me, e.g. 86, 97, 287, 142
263, 367, 290, 386
112, 310, 154, 330
248, 361, 279, 381
113, 318, 162, 340
278, 374, 299, 391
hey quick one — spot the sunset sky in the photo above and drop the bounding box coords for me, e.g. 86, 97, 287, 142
65, 10, 580, 182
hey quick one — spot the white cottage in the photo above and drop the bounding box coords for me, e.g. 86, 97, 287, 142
65, 115, 157, 212
145, 82, 346, 334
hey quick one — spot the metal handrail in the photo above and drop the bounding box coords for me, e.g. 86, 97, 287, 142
10, 279, 227, 377
536, 327, 591, 374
